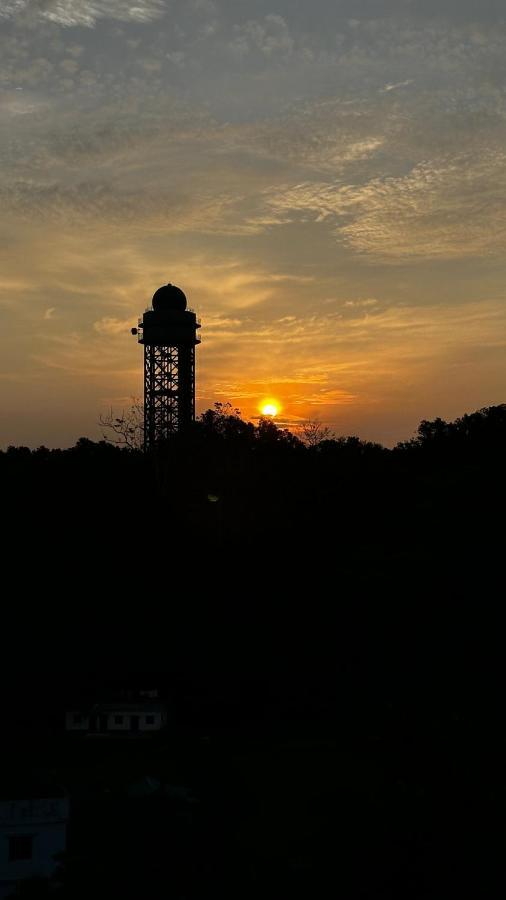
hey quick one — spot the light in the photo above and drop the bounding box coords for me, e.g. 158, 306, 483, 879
260, 400, 280, 417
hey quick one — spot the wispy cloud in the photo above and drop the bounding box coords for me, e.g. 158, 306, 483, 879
263, 149, 506, 260
0, 0, 165, 27
381, 79, 413, 92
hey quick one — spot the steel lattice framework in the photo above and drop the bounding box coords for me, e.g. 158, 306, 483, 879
144, 343, 196, 449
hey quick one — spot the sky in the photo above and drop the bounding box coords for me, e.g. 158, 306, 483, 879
1, 0, 506, 447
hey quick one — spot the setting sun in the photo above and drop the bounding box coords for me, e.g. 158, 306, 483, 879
260, 400, 281, 417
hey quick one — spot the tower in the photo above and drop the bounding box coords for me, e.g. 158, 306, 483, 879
132, 283, 201, 450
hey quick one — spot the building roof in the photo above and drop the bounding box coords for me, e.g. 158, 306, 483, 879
96, 702, 165, 713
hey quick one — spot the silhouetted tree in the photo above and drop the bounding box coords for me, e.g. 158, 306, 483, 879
99, 398, 144, 451
300, 418, 333, 448
198, 402, 255, 442
256, 415, 302, 449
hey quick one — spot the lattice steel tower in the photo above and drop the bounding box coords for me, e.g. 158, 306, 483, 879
132, 283, 201, 450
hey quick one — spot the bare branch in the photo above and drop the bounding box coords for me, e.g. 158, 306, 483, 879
300, 418, 334, 448
99, 398, 144, 451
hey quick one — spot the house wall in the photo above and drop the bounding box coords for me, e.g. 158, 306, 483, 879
106, 714, 131, 731
65, 705, 167, 734
139, 712, 163, 731
0, 799, 68, 900
106, 711, 164, 731
65, 712, 89, 731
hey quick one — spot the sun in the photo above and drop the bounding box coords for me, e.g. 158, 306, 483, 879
260, 400, 280, 417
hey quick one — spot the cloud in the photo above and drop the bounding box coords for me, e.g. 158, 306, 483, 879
229, 14, 294, 60
219, 103, 385, 174
0, 90, 49, 116
263, 149, 506, 260
381, 79, 413, 92
0, 0, 165, 27
93, 316, 132, 335
344, 299, 378, 308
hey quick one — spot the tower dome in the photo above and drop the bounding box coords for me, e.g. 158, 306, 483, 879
152, 283, 187, 312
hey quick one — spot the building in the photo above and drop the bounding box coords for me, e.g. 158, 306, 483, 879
65, 689, 168, 738
0, 783, 68, 899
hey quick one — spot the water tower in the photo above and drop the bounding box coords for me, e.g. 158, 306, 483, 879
132, 283, 201, 450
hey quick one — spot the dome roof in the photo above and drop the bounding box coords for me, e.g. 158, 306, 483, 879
152, 283, 187, 312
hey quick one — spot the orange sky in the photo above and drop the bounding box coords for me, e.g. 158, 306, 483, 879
1, 1, 506, 447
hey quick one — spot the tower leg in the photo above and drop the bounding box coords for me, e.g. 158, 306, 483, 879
178, 345, 195, 431
144, 344, 181, 449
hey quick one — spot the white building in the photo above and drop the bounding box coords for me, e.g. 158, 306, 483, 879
65, 692, 167, 737
0, 788, 69, 899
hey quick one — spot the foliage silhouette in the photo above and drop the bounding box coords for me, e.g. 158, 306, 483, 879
2, 405, 506, 899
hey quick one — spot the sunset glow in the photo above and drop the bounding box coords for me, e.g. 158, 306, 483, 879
1, 2, 506, 449
260, 402, 280, 418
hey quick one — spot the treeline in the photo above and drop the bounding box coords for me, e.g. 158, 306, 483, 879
2, 400, 505, 630
3, 402, 505, 560
3, 402, 505, 558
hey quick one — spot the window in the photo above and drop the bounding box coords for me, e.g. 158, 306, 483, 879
145, 715, 155, 725
114, 715, 124, 724
9, 835, 33, 862
72, 714, 82, 724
